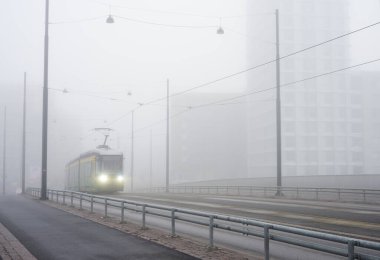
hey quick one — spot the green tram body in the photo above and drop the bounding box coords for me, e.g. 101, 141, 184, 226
65, 149, 124, 193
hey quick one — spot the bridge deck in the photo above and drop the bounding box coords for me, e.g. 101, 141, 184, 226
0, 195, 197, 260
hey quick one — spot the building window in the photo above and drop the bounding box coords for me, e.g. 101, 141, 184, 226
351, 123, 362, 134
336, 152, 346, 162
335, 136, 346, 148
337, 108, 346, 118
324, 122, 333, 133
352, 166, 363, 174
351, 108, 362, 119
351, 137, 362, 148
285, 151, 296, 162
284, 122, 296, 133
284, 136, 296, 148
323, 136, 334, 147
283, 107, 296, 118
352, 152, 362, 162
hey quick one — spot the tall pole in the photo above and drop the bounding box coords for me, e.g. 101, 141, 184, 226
2, 107, 6, 195
275, 9, 283, 196
130, 110, 134, 192
149, 129, 153, 190
41, 0, 49, 200
21, 72, 26, 194
165, 79, 169, 193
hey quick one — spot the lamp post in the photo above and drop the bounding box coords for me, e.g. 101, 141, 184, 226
40, 0, 49, 200
165, 79, 169, 193
130, 110, 134, 192
21, 72, 26, 194
149, 129, 153, 190
2, 107, 6, 195
274, 9, 283, 196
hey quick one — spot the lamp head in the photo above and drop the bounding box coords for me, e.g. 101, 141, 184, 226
106, 15, 114, 24
217, 26, 224, 34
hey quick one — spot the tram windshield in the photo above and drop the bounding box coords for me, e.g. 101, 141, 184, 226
101, 155, 122, 173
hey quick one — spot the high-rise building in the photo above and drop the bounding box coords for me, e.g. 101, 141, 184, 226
246, 0, 365, 177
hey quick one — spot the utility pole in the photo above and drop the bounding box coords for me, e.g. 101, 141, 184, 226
149, 129, 153, 191
21, 72, 26, 194
41, 0, 49, 200
275, 9, 283, 196
130, 110, 134, 192
165, 80, 169, 193
2, 107, 6, 195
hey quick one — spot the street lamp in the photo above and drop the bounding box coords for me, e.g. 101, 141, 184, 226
21, 72, 26, 194
106, 15, 114, 24
2, 107, 6, 195
217, 18, 224, 34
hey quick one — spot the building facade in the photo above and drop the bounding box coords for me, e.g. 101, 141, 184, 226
245, 0, 372, 177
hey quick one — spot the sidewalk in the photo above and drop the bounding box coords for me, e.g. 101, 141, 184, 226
0, 221, 36, 260
0, 195, 196, 260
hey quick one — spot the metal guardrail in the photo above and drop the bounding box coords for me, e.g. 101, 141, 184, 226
142, 186, 380, 203
27, 188, 380, 260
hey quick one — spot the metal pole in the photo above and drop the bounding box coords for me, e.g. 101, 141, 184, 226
78, 155, 81, 191
264, 225, 270, 260
275, 9, 283, 196
165, 79, 169, 193
130, 110, 134, 192
2, 107, 6, 195
41, 0, 49, 200
21, 72, 26, 194
149, 129, 153, 190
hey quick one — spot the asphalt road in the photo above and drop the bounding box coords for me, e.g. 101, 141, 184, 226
110, 192, 380, 242
0, 195, 197, 260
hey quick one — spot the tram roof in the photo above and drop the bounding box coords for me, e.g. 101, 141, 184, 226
66, 148, 123, 166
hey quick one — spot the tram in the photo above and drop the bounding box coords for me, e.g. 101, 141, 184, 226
65, 148, 124, 193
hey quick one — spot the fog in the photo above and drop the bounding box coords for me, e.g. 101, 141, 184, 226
1, 0, 380, 192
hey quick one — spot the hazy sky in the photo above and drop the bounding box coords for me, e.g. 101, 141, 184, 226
1, 0, 380, 189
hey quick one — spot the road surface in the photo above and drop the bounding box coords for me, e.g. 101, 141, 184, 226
0, 195, 197, 260
110, 192, 380, 242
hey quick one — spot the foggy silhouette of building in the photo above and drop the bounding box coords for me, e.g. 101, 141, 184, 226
170, 93, 247, 183
245, 0, 370, 177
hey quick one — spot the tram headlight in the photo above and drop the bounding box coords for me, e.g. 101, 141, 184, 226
97, 174, 109, 183
116, 175, 124, 182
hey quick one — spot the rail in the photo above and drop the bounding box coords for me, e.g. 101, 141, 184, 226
27, 188, 380, 260
141, 186, 380, 204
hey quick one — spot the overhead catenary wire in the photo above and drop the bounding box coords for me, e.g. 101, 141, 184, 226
106, 57, 380, 141
47, 19, 380, 108
49, 15, 107, 24
141, 20, 380, 106
192, 58, 380, 109
113, 15, 217, 29
85, 0, 271, 20
79, 20, 380, 141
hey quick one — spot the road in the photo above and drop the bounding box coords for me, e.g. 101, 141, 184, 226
0, 195, 197, 260
109, 192, 380, 242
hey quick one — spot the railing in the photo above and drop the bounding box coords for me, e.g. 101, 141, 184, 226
27, 187, 380, 260
142, 186, 380, 203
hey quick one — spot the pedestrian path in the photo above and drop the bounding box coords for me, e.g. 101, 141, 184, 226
0, 196, 196, 260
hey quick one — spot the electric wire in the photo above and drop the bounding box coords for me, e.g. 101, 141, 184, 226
113, 57, 380, 140
49, 15, 107, 24
192, 58, 380, 109
113, 15, 216, 29
142, 20, 380, 106
86, 0, 271, 20
80, 20, 380, 140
